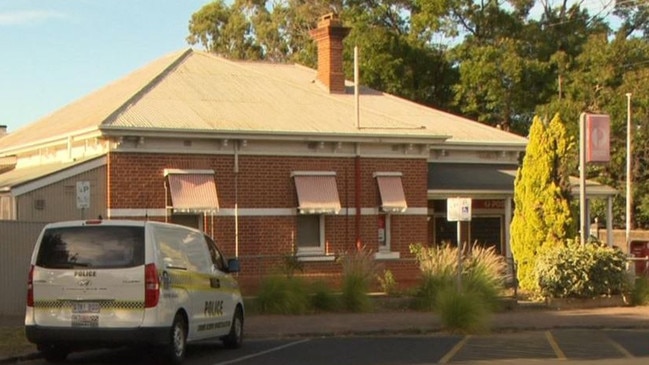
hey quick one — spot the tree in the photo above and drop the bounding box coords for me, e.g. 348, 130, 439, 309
510, 114, 574, 291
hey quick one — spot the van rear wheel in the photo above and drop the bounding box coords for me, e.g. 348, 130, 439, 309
155, 313, 187, 365
39, 344, 69, 363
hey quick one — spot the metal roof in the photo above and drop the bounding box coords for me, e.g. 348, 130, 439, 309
428, 163, 617, 197
0, 49, 528, 153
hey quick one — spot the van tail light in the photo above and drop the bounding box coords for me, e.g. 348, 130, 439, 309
27, 265, 34, 307
144, 263, 160, 308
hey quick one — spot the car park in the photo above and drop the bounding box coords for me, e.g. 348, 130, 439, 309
24, 219, 244, 364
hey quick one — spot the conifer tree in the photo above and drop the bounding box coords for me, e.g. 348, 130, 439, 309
510, 114, 574, 291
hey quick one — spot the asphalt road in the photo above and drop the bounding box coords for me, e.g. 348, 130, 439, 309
12, 329, 649, 365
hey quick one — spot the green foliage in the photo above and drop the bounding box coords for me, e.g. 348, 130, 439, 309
280, 252, 304, 278
631, 276, 649, 306
186, 1, 649, 230
254, 275, 311, 314
409, 243, 506, 312
377, 269, 399, 296
534, 242, 629, 298
309, 280, 340, 312
510, 114, 574, 291
436, 287, 490, 334
338, 246, 377, 312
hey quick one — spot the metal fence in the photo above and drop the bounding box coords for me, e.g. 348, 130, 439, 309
0, 221, 48, 316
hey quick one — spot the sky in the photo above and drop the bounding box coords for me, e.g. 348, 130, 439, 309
0, 0, 212, 133
0, 0, 618, 134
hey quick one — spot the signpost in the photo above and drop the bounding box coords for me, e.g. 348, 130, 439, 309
447, 197, 472, 290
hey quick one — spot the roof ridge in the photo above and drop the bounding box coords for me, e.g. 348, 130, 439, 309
101, 48, 193, 127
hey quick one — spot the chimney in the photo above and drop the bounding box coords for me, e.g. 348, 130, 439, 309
0, 125, 6, 137
309, 13, 350, 94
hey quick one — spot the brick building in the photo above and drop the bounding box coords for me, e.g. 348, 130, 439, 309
0, 15, 537, 293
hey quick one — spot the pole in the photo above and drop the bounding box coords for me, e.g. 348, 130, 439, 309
626, 93, 633, 251
457, 221, 462, 291
579, 113, 587, 245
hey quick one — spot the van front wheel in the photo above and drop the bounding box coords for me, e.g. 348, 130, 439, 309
222, 307, 243, 349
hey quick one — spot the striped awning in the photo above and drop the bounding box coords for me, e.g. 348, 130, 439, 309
375, 173, 407, 213
165, 169, 219, 213
293, 172, 341, 214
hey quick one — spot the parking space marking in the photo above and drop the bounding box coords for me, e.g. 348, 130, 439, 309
211, 339, 311, 365
545, 331, 566, 360
438, 335, 470, 364
605, 336, 635, 358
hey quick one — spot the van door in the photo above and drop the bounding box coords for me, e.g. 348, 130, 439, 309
153, 225, 220, 340
204, 235, 238, 335
30, 223, 146, 329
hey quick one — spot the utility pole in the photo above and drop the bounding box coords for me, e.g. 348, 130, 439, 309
626, 93, 633, 251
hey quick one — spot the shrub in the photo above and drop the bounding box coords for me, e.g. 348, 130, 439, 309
254, 275, 310, 314
535, 242, 629, 298
631, 276, 649, 306
409, 243, 506, 312
338, 246, 377, 312
377, 269, 399, 296
463, 245, 507, 311
436, 286, 490, 334
309, 280, 339, 312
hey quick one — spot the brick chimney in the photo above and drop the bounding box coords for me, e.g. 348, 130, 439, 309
309, 13, 350, 94
0, 125, 6, 137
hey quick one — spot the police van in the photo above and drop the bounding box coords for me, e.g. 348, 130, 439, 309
25, 219, 244, 364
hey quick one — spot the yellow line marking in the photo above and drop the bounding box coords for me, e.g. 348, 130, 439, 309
438, 335, 471, 364
545, 331, 566, 360
606, 335, 634, 358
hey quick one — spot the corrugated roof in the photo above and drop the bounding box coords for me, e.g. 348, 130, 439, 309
0, 157, 103, 192
0, 49, 527, 151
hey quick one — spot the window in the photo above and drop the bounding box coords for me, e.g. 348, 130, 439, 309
374, 172, 406, 259
296, 214, 324, 253
36, 226, 145, 269
292, 171, 339, 257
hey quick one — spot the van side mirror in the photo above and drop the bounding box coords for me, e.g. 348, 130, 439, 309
227, 258, 240, 273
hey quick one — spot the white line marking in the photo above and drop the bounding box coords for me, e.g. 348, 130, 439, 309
211, 339, 311, 365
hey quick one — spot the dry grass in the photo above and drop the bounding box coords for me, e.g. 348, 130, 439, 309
0, 326, 36, 359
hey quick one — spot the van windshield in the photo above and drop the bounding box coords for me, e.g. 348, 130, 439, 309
36, 226, 145, 269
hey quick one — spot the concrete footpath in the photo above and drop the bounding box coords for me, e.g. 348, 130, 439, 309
3, 305, 649, 363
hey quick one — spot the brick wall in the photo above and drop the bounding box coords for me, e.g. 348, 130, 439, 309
108, 152, 428, 294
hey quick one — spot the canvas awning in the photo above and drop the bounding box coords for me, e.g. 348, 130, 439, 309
374, 173, 407, 213
292, 172, 341, 214
165, 169, 219, 213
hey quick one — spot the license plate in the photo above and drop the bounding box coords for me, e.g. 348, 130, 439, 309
71, 314, 99, 327
72, 302, 101, 314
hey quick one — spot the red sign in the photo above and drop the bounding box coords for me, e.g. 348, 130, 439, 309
586, 114, 610, 163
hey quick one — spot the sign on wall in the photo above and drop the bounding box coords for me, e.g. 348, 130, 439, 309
76, 181, 90, 209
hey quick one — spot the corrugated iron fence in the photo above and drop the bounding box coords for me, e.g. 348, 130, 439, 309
0, 221, 48, 316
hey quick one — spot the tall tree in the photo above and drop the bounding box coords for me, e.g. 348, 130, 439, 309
510, 114, 574, 291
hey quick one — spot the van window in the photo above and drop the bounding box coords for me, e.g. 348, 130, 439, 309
155, 227, 213, 273
36, 226, 145, 269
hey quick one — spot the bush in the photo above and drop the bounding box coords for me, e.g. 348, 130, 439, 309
309, 280, 339, 312
409, 243, 506, 312
254, 275, 311, 314
377, 269, 399, 296
535, 242, 629, 298
631, 276, 649, 306
436, 286, 490, 334
338, 246, 377, 312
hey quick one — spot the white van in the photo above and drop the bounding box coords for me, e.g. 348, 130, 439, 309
25, 219, 244, 364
